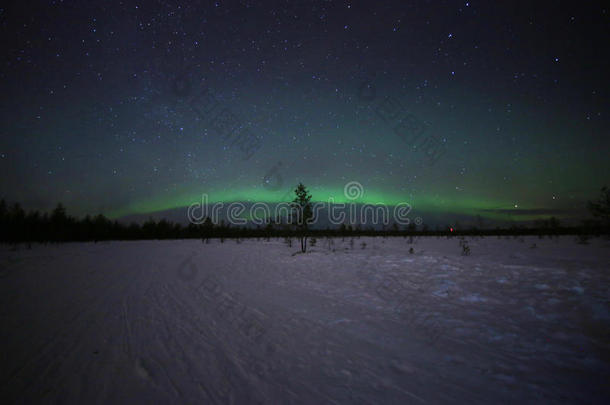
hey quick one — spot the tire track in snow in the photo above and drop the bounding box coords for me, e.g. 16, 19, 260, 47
1, 250, 150, 402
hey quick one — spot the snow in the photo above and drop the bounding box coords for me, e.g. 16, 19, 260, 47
1, 236, 609, 403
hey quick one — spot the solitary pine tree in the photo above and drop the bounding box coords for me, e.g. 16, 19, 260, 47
291, 183, 313, 253
588, 186, 610, 227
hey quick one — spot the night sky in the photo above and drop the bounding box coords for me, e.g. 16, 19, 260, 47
1, 1, 608, 226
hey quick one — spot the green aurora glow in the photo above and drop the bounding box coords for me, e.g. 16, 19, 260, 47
105, 184, 567, 223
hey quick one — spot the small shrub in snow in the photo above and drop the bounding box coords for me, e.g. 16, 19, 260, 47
409, 247, 414, 254
310, 237, 317, 247
361, 242, 367, 249
576, 234, 590, 245
530, 243, 537, 249
461, 241, 471, 256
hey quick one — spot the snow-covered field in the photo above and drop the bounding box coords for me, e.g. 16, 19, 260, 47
1, 236, 609, 404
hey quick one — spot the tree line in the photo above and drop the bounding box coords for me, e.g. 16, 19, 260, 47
0, 186, 608, 243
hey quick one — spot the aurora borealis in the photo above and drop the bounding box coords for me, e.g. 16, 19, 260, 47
1, 1, 608, 227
